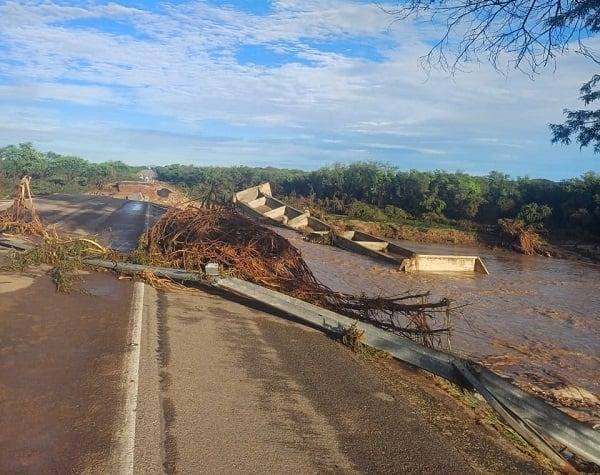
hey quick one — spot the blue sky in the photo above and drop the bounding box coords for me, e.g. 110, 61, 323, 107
0, 0, 598, 179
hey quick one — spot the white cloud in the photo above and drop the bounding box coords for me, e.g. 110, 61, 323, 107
0, 83, 127, 105
0, 0, 597, 177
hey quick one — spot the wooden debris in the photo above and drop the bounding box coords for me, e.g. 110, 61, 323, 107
143, 205, 454, 346
0, 176, 47, 236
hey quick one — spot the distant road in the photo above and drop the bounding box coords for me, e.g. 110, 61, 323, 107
29, 194, 165, 251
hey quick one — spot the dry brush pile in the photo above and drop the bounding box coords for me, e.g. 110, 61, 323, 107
498, 218, 550, 256
0, 176, 46, 236
143, 206, 455, 347
0, 177, 110, 292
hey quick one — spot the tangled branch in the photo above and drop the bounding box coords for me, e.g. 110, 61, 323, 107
144, 206, 455, 347
0, 176, 46, 236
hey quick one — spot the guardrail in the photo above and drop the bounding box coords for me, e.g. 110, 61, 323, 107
0, 236, 597, 470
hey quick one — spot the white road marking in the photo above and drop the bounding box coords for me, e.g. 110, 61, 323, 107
118, 281, 145, 474
144, 202, 150, 232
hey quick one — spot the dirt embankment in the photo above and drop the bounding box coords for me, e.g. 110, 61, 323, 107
329, 217, 479, 245
90, 181, 194, 207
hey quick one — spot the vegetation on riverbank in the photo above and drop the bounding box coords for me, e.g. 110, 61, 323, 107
286, 195, 480, 245
155, 161, 600, 250
2, 143, 599, 257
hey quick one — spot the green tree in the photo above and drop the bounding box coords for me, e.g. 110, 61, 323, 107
518, 203, 553, 229
478, 171, 522, 222
433, 172, 484, 220
0, 143, 48, 179
419, 193, 447, 217
391, 171, 431, 216
48, 155, 90, 183
86, 163, 114, 189
551, 75, 600, 153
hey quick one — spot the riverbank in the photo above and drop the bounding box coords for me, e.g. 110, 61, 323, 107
288, 198, 600, 263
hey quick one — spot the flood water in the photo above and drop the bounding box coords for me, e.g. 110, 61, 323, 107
276, 228, 600, 423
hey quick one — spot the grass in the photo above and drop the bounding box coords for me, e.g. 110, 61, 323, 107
338, 322, 391, 359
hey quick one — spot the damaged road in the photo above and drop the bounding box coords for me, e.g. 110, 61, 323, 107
0, 195, 552, 473
0, 264, 134, 473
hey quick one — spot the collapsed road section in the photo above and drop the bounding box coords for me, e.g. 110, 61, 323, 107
233, 183, 489, 274
1, 187, 597, 472
0, 192, 548, 474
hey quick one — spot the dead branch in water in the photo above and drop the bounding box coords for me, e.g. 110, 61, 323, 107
143, 205, 455, 347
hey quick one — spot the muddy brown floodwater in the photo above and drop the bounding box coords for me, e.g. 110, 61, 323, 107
275, 228, 600, 425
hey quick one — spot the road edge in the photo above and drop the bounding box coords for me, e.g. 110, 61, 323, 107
113, 281, 145, 473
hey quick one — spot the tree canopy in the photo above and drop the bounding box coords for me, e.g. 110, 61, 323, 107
550, 74, 600, 153
156, 160, 600, 236
0, 143, 140, 194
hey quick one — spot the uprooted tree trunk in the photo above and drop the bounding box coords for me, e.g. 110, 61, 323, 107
0, 176, 46, 236
142, 205, 455, 347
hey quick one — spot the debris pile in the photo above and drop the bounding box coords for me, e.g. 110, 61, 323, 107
498, 218, 549, 256
6, 236, 108, 292
0, 176, 46, 236
0, 177, 110, 292
144, 206, 454, 346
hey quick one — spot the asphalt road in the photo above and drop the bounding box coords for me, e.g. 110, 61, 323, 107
0, 194, 548, 474
1, 194, 164, 251
154, 288, 546, 474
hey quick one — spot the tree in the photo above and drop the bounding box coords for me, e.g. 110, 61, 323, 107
432, 172, 484, 219
0, 143, 48, 179
517, 202, 553, 228
386, 0, 600, 152
550, 74, 600, 153
48, 155, 90, 182
478, 171, 521, 222
392, 170, 432, 215
86, 163, 113, 190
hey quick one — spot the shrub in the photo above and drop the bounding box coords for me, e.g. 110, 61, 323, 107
517, 202, 552, 229
346, 201, 387, 221
383, 205, 411, 222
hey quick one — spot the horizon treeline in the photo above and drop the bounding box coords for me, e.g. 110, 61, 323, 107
0, 143, 140, 195
156, 162, 600, 237
1, 143, 599, 237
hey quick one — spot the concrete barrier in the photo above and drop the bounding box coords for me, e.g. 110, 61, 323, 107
402, 255, 490, 274
234, 183, 490, 274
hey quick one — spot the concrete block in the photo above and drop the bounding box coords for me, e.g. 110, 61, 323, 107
204, 263, 220, 276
